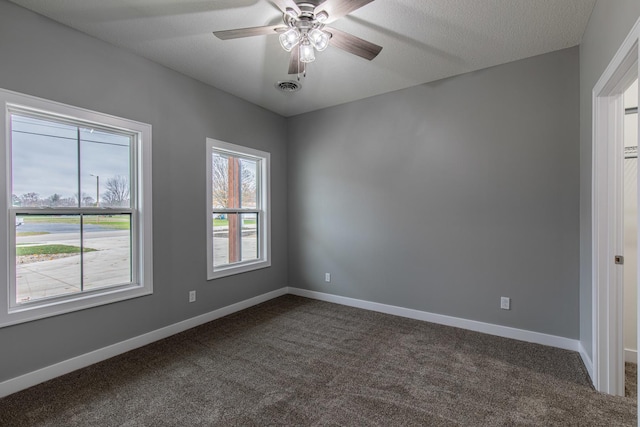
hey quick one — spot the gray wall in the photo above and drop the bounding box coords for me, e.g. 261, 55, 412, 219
0, 0, 287, 383
578, 0, 640, 361
288, 48, 580, 338
5, 0, 629, 385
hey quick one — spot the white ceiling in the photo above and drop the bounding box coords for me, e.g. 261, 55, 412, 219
9, 0, 596, 117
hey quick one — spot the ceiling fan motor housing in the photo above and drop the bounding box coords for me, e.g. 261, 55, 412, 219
284, 3, 327, 34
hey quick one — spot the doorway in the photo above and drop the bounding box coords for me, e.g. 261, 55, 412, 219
623, 79, 639, 398
591, 18, 639, 396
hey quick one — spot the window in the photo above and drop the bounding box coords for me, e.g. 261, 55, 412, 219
206, 139, 270, 279
0, 88, 152, 327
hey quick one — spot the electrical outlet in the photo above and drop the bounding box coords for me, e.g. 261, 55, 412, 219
189, 290, 196, 303
325, 273, 331, 283
500, 297, 510, 310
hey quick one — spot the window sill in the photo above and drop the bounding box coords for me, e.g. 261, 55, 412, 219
2, 284, 152, 328
207, 260, 271, 280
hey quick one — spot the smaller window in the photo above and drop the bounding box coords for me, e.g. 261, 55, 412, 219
206, 139, 270, 279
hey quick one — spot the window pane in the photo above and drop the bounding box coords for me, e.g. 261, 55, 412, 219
212, 152, 231, 209
16, 215, 82, 303
212, 212, 228, 267
211, 152, 259, 209
83, 214, 132, 289
240, 158, 257, 208
241, 213, 259, 261
80, 128, 131, 207
213, 213, 259, 267
11, 115, 79, 207
212, 212, 229, 267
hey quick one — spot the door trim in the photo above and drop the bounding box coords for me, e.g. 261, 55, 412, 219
592, 17, 640, 395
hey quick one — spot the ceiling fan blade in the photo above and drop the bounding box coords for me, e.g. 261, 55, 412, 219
325, 27, 382, 60
270, 0, 301, 15
288, 46, 305, 75
213, 25, 284, 40
316, 0, 375, 24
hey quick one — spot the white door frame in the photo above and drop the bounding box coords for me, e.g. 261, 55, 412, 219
592, 17, 640, 395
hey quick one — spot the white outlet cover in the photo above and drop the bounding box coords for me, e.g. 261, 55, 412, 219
500, 297, 510, 310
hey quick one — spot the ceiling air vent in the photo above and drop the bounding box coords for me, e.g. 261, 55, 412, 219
275, 80, 301, 93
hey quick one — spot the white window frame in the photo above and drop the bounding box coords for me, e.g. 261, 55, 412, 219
206, 138, 270, 280
0, 88, 153, 328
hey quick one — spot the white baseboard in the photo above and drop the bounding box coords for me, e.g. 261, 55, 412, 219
579, 342, 594, 382
0, 287, 288, 398
288, 287, 581, 352
1, 286, 590, 399
625, 348, 637, 364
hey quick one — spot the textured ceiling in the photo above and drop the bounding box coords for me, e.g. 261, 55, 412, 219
9, 0, 596, 117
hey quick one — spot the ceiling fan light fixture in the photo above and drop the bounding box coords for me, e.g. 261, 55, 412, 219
213, 0, 382, 78
279, 27, 300, 52
315, 10, 329, 23
309, 28, 330, 51
299, 40, 315, 63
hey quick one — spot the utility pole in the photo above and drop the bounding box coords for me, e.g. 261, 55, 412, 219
228, 157, 240, 264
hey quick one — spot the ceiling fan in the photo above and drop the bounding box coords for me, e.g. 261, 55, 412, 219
213, 0, 382, 76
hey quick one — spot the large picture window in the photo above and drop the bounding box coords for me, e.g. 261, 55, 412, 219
0, 89, 152, 327
206, 139, 270, 279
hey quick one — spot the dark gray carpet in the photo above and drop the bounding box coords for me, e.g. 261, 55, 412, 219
626, 362, 637, 400
0, 295, 636, 426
